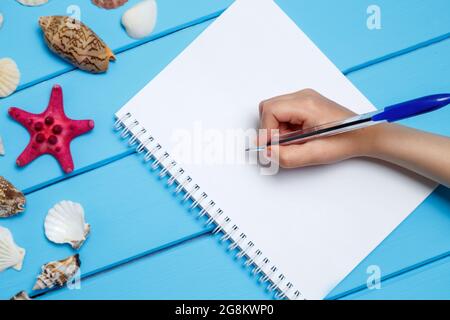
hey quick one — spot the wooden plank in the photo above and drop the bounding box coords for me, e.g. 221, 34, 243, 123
276, 0, 450, 71
1, 0, 448, 92
0, 154, 208, 299
2, 2, 449, 199
347, 39, 450, 137
0, 20, 214, 191
339, 255, 450, 300
14, 43, 450, 298
1, 1, 448, 300
328, 186, 450, 299
38, 234, 450, 300
328, 39, 450, 298
0, 0, 232, 90
40, 236, 272, 300
32, 40, 450, 300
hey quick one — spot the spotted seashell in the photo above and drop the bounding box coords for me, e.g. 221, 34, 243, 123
10, 291, 32, 300
92, 0, 128, 9
16, 0, 49, 6
0, 176, 26, 218
39, 16, 116, 73
33, 254, 81, 290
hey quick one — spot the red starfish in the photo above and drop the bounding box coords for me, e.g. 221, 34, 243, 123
8, 85, 94, 173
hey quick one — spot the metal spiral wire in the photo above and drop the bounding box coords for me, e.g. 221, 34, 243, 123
115, 114, 304, 300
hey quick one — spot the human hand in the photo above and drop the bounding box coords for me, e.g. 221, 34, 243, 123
258, 89, 377, 168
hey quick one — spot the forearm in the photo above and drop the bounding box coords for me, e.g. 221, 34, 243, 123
361, 124, 450, 187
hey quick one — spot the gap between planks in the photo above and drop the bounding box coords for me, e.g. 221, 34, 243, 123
21, 30, 450, 196
14, 9, 227, 94
10, 7, 450, 95
9, 12, 450, 299
30, 228, 215, 299
342, 31, 450, 75
327, 250, 450, 300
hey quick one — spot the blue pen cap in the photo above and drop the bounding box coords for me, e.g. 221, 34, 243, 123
372, 94, 450, 123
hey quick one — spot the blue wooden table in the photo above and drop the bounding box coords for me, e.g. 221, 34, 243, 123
0, 0, 449, 300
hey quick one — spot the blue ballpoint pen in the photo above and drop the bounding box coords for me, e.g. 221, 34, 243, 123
246, 94, 450, 152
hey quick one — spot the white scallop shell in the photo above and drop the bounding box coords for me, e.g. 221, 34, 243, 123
45, 201, 90, 249
0, 58, 20, 98
0, 226, 26, 272
121, 0, 158, 39
16, 0, 49, 6
0, 13, 4, 29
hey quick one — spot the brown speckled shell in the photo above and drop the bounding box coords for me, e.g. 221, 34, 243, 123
92, 0, 128, 9
0, 176, 26, 218
39, 16, 116, 73
33, 254, 81, 290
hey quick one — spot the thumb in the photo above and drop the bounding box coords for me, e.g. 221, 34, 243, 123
259, 101, 308, 146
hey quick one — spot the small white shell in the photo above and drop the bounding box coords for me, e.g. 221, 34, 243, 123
121, 0, 158, 39
0, 226, 26, 272
0, 136, 4, 156
16, 0, 49, 6
0, 13, 3, 29
0, 58, 20, 98
45, 201, 90, 249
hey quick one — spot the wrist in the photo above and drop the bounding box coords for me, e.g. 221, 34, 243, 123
350, 123, 391, 158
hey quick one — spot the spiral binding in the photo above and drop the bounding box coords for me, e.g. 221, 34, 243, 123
115, 113, 304, 300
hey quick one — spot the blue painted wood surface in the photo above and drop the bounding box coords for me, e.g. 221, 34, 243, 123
0, 154, 209, 299
1, 20, 214, 191
2, 0, 449, 192
33, 40, 450, 300
41, 236, 272, 300
1, 0, 448, 91
0, 0, 232, 90
342, 255, 450, 300
276, 0, 450, 71
0, 0, 449, 300
39, 237, 450, 300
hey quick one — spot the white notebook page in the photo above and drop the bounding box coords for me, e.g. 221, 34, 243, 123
117, 0, 435, 299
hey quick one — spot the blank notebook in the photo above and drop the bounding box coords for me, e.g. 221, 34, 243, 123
115, 0, 435, 299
